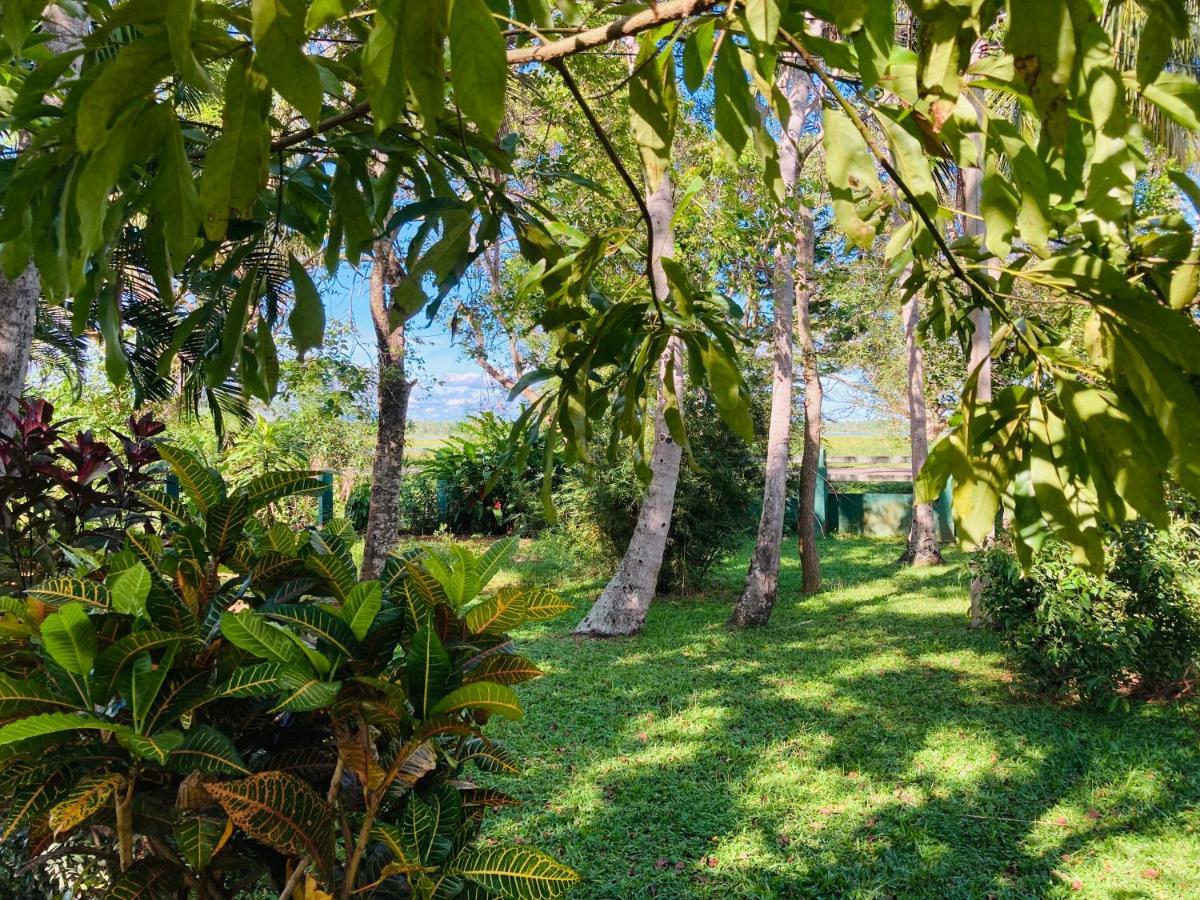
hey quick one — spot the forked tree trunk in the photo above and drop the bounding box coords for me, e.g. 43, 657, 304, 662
795, 204, 822, 594
361, 242, 415, 580
899, 289, 942, 566
732, 66, 811, 627
575, 174, 681, 637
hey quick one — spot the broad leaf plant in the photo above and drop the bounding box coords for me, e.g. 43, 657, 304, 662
0, 446, 578, 899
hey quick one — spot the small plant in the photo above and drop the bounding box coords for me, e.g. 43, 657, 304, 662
0, 445, 578, 898
976, 521, 1200, 706
0, 398, 165, 592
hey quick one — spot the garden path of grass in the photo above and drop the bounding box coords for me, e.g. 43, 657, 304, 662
480, 536, 1200, 899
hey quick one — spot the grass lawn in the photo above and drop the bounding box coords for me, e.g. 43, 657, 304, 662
471, 535, 1200, 898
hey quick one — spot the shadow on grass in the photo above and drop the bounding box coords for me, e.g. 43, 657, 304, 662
486, 537, 1200, 899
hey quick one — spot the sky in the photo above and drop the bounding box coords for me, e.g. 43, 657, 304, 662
318, 260, 881, 427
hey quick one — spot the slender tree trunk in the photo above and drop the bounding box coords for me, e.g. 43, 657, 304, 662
795, 202, 822, 595
0, 268, 39, 426
732, 67, 811, 627
899, 288, 942, 566
575, 173, 681, 637
962, 81, 994, 625
361, 242, 414, 580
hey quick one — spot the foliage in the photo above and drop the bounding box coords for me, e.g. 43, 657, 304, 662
558, 391, 764, 593
0, 398, 164, 592
347, 475, 443, 538
420, 413, 551, 537
0, 443, 576, 897
976, 522, 1200, 706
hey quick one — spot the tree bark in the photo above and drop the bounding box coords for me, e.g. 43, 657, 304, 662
732, 66, 811, 627
898, 288, 943, 566
795, 201, 822, 595
360, 242, 414, 580
0, 267, 39, 427
575, 173, 681, 637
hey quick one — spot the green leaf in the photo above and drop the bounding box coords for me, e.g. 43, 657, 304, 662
0, 673, 75, 714
207, 772, 336, 879
713, 35, 755, 161
125, 644, 179, 730
271, 670, 342, 712
260, 603, 358, 657
240, 470, 326, 513
48, 772, 124, 835
252, 0, 323, 124
40, 603, 96, 677
402, 0, 448, 130
175, 812, 231, 873
97, 290, 129, 385
682, 19, 716, 93
629, 32, 677, 193
519, 588, 571, 622
699, 339, 754, 441
306, 0, 358, 30
449, 0, 506, 138
95, 631, 191, 696
110, 563, 152, 618
119, 729, 185, 764
205, 494, 250, 557
428, 681, 522, 720
362, 0, 407, 129
155, 116, 202, 269
465, 586, 527, 634
407, 623, 450, 718
743, 0, 781, 46
822, 107, 881, 250
220, 611, 308, 666
76, 39, 174, 153
454, 846, 580, 899
475, 537, 517, 591
169, 725, 250, 775
199, 52, 271, 240
205, 662, 288, 701
103, 858, 183, 900
135, 489, 191, 525
287, 253, 326, 360
463, 653, 543, 686
166, 0, 212, 89
25, 577, 110, 608
1005, 0, 1075, 146
305, 551, 357, 602
1139, 71, 1200, 131
158, 445, 223, 513
458, 735, 519, 773
0, 712, 129, 748
342, 581, 381, 641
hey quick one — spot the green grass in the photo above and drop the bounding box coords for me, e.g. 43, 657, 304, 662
473, 535, 1200, 899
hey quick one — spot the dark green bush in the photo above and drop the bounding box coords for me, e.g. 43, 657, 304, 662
977, 521, 1200, 706
557, 391, 765, 594
347, 474, 443, 536
345, 480, 372, 532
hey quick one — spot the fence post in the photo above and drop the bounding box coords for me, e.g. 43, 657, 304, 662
937, 476, 955, 542
316, 471, 334, 527
813, 447, 827, 536
165, 472, 180, 500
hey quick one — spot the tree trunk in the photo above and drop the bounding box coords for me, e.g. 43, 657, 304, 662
795, 204, 822, 594
961, 91, 994, 626
360, 242, 414, 580
575, 173, 681, 637
0, 268, 39, 427
732, 66, 811, 627
899, 289, 942, 566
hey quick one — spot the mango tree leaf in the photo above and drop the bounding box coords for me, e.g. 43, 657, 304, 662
75, 39, 174, 152
401, 0, 448, 130
206, 772, 336, 880
698, 338, 754, 441
822, 107, 881, 250
629, 32, 677, 193
1005, 0, 1076, 145
713, 35, 755, 161
288, 254, 325, 360
449, 0, 506, 138
252, 0, 323, 124
166, 0, 212, 89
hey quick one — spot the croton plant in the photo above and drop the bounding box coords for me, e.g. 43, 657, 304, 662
0, 444, 579, 898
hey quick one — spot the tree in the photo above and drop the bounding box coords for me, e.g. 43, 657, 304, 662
899, 287, 943, 566
732, 63, 814, 626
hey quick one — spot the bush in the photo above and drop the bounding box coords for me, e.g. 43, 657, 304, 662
0, 446, 577, 898
977, 521, 1200, 706
346, 474, 442, 536
419, 413, 550, 536
557, 390, 765, 594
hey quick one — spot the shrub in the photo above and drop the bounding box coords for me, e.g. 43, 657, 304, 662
0, 399, 164, 592
977, 521, 1200, 706
0, 446, 577, 898
419, 413, 550, 536
345, 480, 372, 533
557, 390, 765, 594
346, 474, 445, 537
